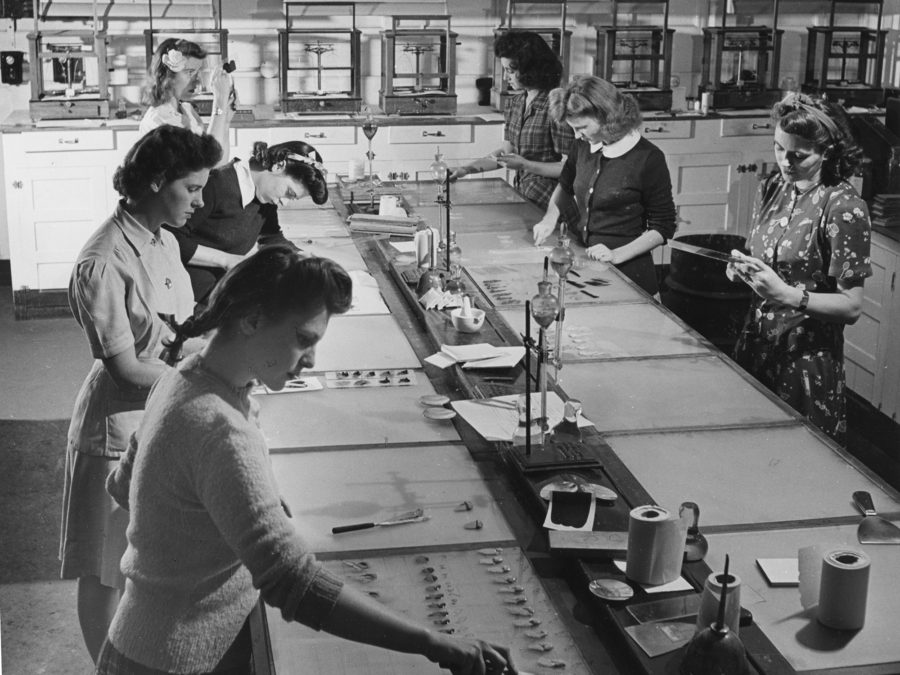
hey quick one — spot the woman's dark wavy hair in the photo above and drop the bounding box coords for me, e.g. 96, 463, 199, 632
143, 38, 207, 106
163, 246, 352, 365
249, 140, 329, 205
494, 31, 564, 92
113, 125, 222, 201
549, 75, 642, 143
771, 94, 863, 185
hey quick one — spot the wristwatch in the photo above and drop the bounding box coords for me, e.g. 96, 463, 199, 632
798, 289, 810, 311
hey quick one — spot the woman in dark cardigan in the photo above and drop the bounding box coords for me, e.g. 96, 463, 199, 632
166, 140, 328, 303
533, 76, 676, 296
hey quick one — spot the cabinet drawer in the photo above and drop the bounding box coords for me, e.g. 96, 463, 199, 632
720, 119, 775, 137
23, 129, 115, 152
640, 120, 692, 139
388, 125, 473, 144
267, 126, 358, 145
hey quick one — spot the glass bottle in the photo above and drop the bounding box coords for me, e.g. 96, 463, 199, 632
531, 280, 558, 329
550, 399, 582, 443
445, 232, 464, 294
549, 223, 575, 279
429, 147, 449, 184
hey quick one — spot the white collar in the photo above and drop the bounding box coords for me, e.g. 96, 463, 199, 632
590, 129, 641, 158
233, 160, 256, 208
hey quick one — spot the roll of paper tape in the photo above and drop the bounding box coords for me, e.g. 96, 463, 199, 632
817, 549, 870, 630
348, 159, 364, 181
625, 505, 686, 585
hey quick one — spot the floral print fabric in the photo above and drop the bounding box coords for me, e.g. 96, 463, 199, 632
733, 174, 872, 443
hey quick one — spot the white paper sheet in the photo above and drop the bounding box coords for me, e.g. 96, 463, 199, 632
460, 346, 525, 369
613, 560, 693, 593
451, 392, 593, 443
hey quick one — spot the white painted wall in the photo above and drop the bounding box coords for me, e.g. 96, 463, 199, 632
1, 0, 899, 261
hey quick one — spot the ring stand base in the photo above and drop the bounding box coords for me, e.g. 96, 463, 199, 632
508, 439, 603, 473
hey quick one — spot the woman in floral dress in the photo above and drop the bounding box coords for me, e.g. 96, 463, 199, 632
728, 93, 871, 444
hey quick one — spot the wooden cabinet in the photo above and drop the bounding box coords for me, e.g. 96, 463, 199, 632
845, 231, 900, 421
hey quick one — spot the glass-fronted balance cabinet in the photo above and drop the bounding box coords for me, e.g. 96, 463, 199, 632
594, 0, 674, 111
27, 28, 110, 120
699, 0, 783, 110
380, 15, 458, 116
802, 0, 886, 107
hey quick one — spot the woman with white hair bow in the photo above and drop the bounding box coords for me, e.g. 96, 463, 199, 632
139, 37, 234, 164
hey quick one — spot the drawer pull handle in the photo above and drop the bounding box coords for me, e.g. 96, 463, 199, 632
58, 138, 79, 144
751, 123, 772, 130
644, 126, 666, 133
304, 132, 326, 139
12, 180, 23, 189
422, 130, 445, 137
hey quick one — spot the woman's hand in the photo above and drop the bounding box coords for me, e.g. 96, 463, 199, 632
426, 633, 516, 675
533, 219, 557, 246
495, 153, 526, 171
727, 251, 792, 303
587, 243, 616, 264
210, 67, 234, 109
449, 166, 470, 182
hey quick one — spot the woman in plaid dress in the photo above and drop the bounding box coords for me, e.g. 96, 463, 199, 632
451, 31, 574, 211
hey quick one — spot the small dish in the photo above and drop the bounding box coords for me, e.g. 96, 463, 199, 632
420, 394, 451, 407
423, 407, 456, 421
539, 480, 618, 503
588, 578, 633, 602
450, 307, 486, 333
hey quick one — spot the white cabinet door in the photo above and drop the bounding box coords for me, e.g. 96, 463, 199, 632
845, 234, 900, 417
658, 151, 744, 264
7, 164, 112, 291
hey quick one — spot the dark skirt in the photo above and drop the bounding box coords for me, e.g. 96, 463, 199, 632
96, 621, 252, 675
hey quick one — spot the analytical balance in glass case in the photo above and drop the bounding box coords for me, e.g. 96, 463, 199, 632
380, 15, 457, 116
27, 0, 110, 120
279, 2, 362, 114
802, 0, 886, 107
594, 0, 673, 111
699, 0, 783, 109
491, 0, 571, 112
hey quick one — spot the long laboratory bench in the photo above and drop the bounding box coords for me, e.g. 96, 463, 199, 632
247, 178, 900, 675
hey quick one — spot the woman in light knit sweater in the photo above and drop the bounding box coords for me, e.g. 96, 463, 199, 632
101, 248, 515, 675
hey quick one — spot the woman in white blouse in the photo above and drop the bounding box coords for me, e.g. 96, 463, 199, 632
139, 38, 234, 163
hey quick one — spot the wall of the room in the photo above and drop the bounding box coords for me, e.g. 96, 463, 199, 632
1, 0, 900, 262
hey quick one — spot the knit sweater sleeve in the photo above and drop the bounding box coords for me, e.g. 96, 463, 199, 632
641, 143, 677, 241
193, 422, 343, 629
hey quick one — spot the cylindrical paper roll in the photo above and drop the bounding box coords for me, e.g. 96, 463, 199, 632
626, 505, 686, 585
348, 159, 364, 181
414, 228, 433, 268
817, 549, 870, 630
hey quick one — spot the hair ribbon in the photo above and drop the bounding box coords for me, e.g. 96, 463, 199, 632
779, 92, 841, 141
285, 153, 327, 175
